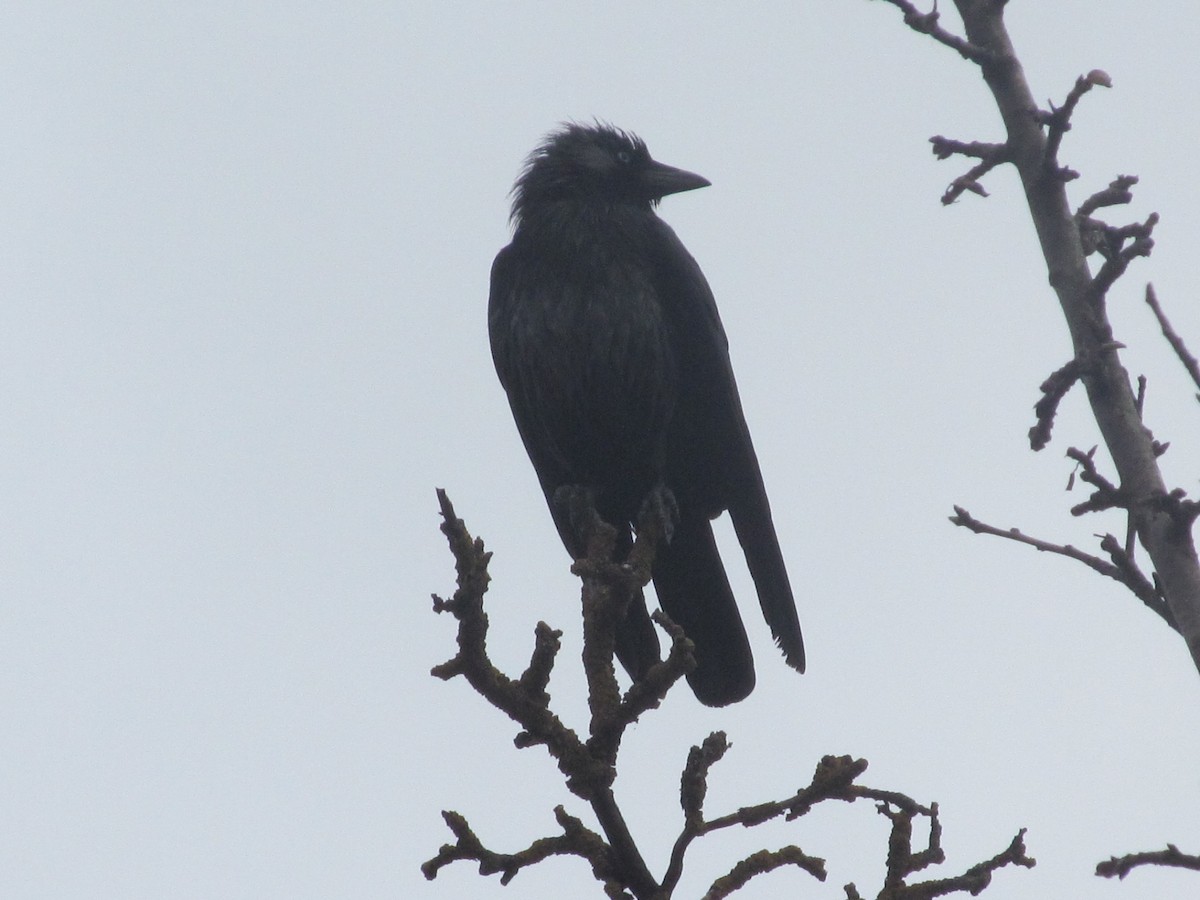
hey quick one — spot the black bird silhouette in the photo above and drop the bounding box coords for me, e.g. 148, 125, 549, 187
488, 123, 803, 705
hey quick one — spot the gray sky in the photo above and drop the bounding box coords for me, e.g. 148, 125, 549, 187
3, 3, 1199, 898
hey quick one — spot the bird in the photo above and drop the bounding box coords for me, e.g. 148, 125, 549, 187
488, 122, 803, 706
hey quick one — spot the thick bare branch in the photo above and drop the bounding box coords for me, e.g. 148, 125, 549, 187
931, 0, 1200, 674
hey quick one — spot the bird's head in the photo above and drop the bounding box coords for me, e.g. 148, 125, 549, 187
511, 122, 710, 227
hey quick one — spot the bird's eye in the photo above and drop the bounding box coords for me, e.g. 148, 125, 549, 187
616, 150, 632, 165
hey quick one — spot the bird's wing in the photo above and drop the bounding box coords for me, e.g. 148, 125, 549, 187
489, 240, 664, 680
488, 244, 573, 508
647, 219, 806, 674
489, 239, 674, 534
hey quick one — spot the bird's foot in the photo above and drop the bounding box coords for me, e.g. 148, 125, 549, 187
638, 483, 678, 545
552, 485, 609, 555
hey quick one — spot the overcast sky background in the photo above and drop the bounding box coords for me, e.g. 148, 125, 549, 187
3, 3, 1199, 898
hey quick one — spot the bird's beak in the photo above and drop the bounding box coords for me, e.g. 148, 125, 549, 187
641, 159, 711, 200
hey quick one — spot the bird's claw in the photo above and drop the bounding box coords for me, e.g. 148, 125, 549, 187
638, 484, 679, 544
552, 484, 605, 551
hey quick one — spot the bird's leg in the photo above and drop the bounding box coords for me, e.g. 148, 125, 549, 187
552, 484, 610, 557
638, 483, 678, 545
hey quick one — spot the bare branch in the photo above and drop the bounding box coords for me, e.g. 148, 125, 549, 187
930, 0, 1200, 674
853, 808, 1032, 899
1145, 283, 1200, 399
949, 505, 1173, 625
704, 847, 826, 899
1097, 533, 1176, 627
680, 732, 727, 831
518, 621, 562, 701
943, 161, 994, 203
1028, 343, 1127, 451
429, 489, 658, 896
430, 489, 606, 793
421, 807, 630, 893
932, 828, 1036, 898
928, 136, 1012, 203
951, 503, 1118, 578
1029, 357, 1083, 451
1040, 70, 1112, 175
1127, 376, 1148, 558
1097, 843, 1200, 880
929, 137, 1005, 161
430, 493, 1036, 896
1076, 174, 1138, 219
579, 508, 694, 766
1064, 446, 1125, 516
876, 0, 997, 64
1088, 211, 1158, 303
675, 753, 1029, 898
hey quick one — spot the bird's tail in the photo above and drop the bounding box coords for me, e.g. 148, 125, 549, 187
611, 528, 662, 682
651, 513, 755, 706
729, 490, 805, 673
613, 586, 661, 684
